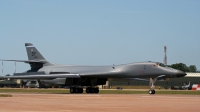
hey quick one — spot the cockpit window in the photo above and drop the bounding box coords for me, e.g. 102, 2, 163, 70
154, 62, 166, 67
158, 63, 166, 67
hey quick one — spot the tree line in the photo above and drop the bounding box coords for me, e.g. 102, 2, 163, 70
167, 63, 200, 73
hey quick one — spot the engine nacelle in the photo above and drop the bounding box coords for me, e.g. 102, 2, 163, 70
40, 78, 108, 86
40, 78, 66, 85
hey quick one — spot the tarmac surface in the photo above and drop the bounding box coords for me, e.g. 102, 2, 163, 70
0, 93, 200, 112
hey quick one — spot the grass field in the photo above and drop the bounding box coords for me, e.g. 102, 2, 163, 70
0, 94, 12, 97
0, 88, 200, 95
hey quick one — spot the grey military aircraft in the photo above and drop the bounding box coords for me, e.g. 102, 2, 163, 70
0, 43, 186, 94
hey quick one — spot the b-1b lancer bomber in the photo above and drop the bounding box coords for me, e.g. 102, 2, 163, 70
0, 43, 186, 94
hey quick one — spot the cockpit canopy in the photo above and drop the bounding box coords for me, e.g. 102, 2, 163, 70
159, 63, 166, 67
155, 62, 166, 67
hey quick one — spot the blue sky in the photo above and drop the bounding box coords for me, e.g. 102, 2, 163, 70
0, 0, 200, 75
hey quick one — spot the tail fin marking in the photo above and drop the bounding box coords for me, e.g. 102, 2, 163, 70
25, 43, 46, 61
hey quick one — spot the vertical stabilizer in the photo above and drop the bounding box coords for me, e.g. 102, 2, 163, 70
25, 43, 50, 71
25, 43, 46, 61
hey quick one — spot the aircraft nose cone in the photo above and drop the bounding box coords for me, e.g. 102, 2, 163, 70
176, 70, 187, 78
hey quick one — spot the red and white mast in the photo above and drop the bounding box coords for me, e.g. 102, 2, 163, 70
164, 46, 167, 65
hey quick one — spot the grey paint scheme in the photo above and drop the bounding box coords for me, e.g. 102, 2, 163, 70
0, 43, 186, 86
38, 62, 184, 78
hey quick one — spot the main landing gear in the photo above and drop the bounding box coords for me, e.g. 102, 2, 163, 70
149, 78, 157, 94
70, 87, 83, 93
69, 87, 99, 94
86, 87, 99, 94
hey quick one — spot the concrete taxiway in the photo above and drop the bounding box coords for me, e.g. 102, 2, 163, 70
0, 93, 199, 112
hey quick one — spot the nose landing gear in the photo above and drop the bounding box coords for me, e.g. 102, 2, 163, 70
149, 78, 157, 94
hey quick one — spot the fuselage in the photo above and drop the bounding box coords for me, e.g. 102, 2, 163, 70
38, 61, 185, 79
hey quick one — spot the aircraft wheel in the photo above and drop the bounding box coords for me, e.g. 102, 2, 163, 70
149, 90, 152, 94
90, 88, 94, 93
152, 90, 155, 94
79, 88, 83, 93
86, 87, 98, 94
70, 88, 74, 93
149, 90, 155, 94
86, 88, 90, 93
94, 88, 99, 93
75, 88, 79, 93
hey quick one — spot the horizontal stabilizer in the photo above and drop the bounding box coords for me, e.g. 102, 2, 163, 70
0, 74, 80, 79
